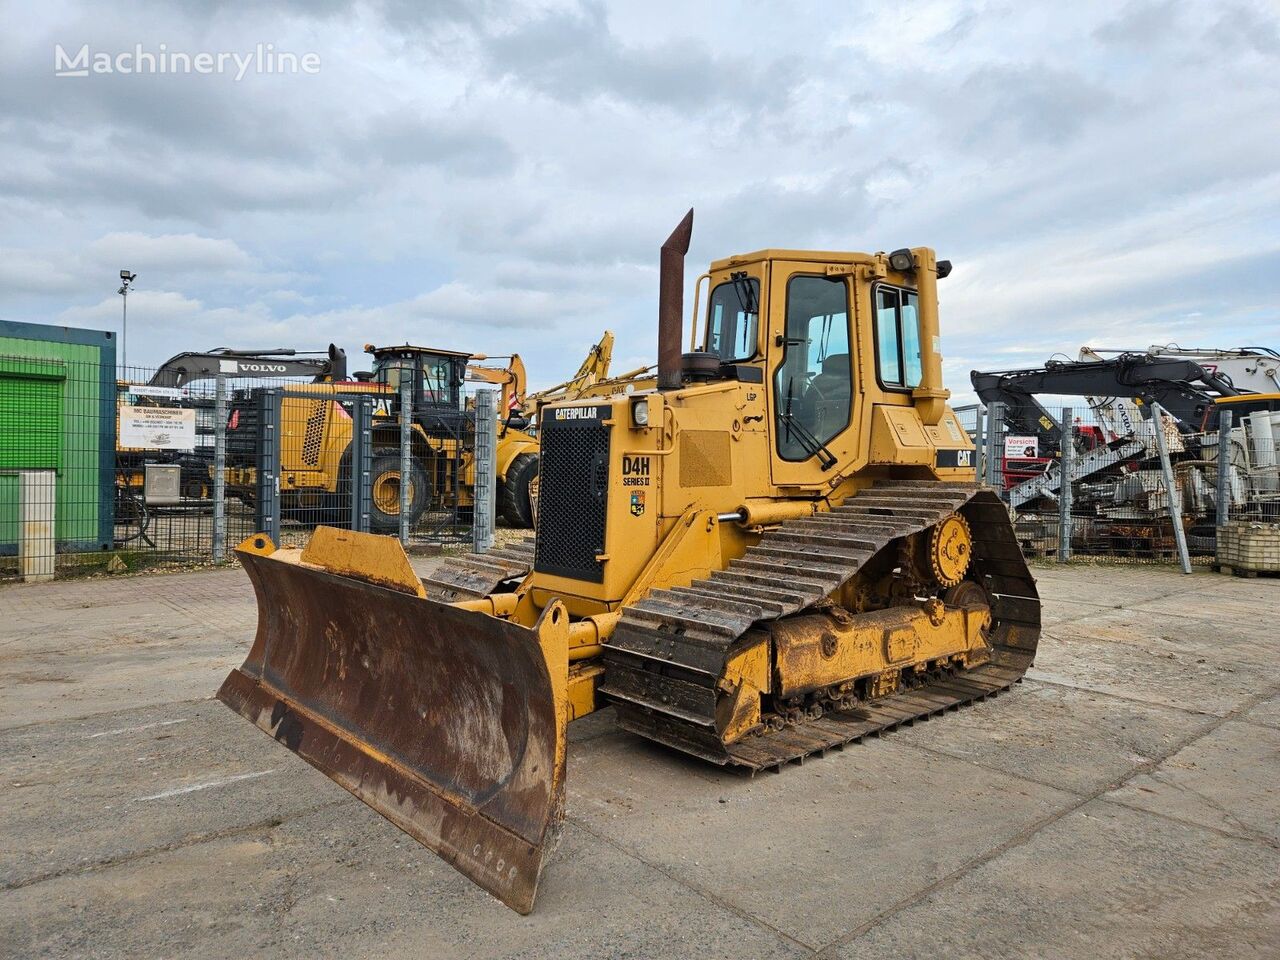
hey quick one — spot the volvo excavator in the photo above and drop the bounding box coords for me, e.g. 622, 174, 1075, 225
218, 212, 1041, 913
116, 346, 346, 511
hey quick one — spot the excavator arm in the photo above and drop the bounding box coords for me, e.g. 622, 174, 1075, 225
522, 331, 618, 414
971, 354, 1242, 446
466, 355, 527, 418
147, 344, 347, 387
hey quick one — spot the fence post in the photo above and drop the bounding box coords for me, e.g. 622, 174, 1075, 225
973, 405, 985, 481
1058, 407, 1073, 563
984, 401, 1003, 490
1216, 410, 1233, 530
399, 377, 412, 545
473, 389, 497, 553
254, 389, 281, 547
1150, 403, 1192, 574
350, 396, 373, 533
212, 373, 227, 563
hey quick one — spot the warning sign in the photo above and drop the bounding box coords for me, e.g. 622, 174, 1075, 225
119, 405, 197, 451
1004, 436, 1039, 459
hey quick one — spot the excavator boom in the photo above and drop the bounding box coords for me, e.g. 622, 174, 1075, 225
147, 344, 347, 387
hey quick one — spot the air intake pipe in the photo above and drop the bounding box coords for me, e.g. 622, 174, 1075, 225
658, 209, 694, 392
910, 247, 949, 426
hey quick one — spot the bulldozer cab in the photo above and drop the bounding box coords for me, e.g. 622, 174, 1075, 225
697, 248, 954, 487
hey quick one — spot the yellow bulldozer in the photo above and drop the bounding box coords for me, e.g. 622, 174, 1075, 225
224, 343, 541, 529
218, 211, 1041, 913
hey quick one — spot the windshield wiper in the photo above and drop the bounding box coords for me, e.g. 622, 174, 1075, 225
780, 377, 837, 470
729, 270, 758, 316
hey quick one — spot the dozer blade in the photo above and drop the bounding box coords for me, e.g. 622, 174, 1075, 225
216, 530, 569, 914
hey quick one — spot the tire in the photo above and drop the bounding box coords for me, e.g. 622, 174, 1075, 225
499, 452, 539, 528
368, 450, 431, 533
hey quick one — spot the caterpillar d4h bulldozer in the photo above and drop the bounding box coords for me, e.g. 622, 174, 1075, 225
218, 211, 1041, 913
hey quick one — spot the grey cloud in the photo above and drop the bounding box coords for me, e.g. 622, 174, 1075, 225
1207, 3, 1280, 57
956, 64, 1114, 150
0, 134, 361, 223
374, 0, 501, 34
0, 250, 81, 295
1093, 1, 1182, 47
0, 0, 1277, 389
0, 38, 320, 166
477, 2, 799, 113
699, 174, 879, 258
359, 110, 517, 176
86, 232, 253, 273
131, 0, 358, 17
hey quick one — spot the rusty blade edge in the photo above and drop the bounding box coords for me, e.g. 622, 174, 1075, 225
218, 666, 555, 914
222, 666, 533, 836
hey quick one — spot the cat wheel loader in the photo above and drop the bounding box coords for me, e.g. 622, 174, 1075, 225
218, 211, 1041, 913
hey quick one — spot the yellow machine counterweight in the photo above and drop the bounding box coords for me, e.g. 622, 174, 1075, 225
218, 210, 1041, 913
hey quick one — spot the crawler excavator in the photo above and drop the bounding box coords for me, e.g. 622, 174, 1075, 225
218, 212, 1041, 913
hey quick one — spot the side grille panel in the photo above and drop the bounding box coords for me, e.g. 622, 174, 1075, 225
534, 409, 611, 583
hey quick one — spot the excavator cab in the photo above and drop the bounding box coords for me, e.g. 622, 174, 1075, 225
218, 212, 1037, 914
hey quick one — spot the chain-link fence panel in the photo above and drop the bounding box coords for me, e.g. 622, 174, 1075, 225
0, 354, 434, 581
977, 399, 1280, 568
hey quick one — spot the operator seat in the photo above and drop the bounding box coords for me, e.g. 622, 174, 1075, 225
805, 352, 852, 436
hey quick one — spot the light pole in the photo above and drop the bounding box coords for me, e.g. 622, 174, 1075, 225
117, 270, 136, 371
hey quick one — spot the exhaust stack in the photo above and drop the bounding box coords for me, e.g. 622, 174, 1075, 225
327, 343, 348, 381
658, 209, 694, 392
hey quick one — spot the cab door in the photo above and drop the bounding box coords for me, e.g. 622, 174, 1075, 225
767, 261, 861, 487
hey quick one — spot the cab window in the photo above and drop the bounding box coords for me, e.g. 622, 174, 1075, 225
875, 285, 922, 389
375, 359, 411, 392
773, 275, 852, 461
706, 276, 759, 362
420, 356, 456, 406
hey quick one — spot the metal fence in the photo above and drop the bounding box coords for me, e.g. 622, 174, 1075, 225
967, 400, 1280, 568
7, 345, 1273, 582
1, 354, 493, 582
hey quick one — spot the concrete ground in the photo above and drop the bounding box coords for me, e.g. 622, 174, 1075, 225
1, 561, 1277, 959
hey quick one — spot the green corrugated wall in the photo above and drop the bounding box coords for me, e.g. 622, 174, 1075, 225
0, 322, 116, 552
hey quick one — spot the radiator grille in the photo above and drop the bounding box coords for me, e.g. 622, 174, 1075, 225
534, 412, 610, 583
679, 430, 732, 487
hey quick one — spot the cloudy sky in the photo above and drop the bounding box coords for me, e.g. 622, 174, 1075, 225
2, 0, 1277, 401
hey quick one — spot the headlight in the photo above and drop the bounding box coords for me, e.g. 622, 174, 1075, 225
632, 399, 649, 427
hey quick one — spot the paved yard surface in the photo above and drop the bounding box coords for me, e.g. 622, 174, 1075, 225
1, 561, 1277, 959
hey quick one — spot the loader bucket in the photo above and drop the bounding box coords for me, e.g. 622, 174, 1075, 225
217, 530, 569, 914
